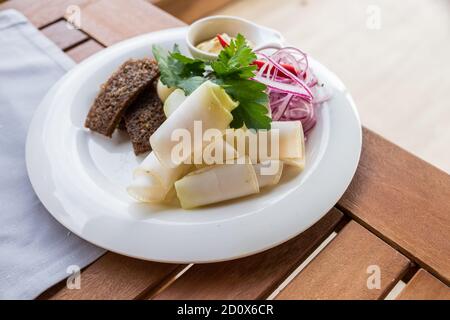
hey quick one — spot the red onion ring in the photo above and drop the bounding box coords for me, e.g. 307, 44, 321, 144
253, 47, 330, 135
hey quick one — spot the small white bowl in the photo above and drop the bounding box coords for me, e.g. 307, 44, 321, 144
187, 15, 285, 60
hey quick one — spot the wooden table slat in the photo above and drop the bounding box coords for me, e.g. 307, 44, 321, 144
0, 0, 90, 29
396, 269, 450, 300
276, 221, 411, 300
41, 20, 88, 50
66, 38, 104, 62
152, 0, 233, 23
74, 0, 184, 46
153, 209, 343, 300
49, 252, 183, 300
339, 128, 450, 284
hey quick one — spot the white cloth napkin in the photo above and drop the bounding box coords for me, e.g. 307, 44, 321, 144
0, 9, 105, 300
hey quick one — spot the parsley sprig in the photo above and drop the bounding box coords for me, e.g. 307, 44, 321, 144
152, 34, 271, 129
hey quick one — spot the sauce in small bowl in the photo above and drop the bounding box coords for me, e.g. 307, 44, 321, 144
196, 33, 254, 55
187, 16, 284, 61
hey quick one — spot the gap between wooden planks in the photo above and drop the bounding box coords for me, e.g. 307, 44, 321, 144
41, 20, 88, 50
45, 209, 343, 299
152, 209, 345, 300
66, 39, 104, 62
396, 269, 450, 300
338, 128, 450, 285
0, 0, 91, 28
275, 221, 411, 300
49, 253, 185, 300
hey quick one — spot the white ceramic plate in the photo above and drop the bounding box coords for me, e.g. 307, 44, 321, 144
26, 27, 361, 263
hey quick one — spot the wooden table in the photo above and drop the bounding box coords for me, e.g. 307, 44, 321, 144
1, 0, 449, 300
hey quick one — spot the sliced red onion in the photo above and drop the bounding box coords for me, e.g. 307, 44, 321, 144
256, 53, 313, 98
253, 75, 313, 101
254, 47, 330, 136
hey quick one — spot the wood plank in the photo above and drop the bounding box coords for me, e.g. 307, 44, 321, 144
153, 209, 343, 300
276, 221, 410, 300
397, 269, 450, 300
66, 39, 104, 62
41, 20, 88, 50
74, 0, 184, 46
0, 0, 90, 28
339, 128, 450, 284
50, 252, 182, 300
151, 0, 233, 23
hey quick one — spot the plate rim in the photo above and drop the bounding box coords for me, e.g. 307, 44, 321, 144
26, 27, 362, 263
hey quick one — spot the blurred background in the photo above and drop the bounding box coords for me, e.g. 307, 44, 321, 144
1, 0, 449, 173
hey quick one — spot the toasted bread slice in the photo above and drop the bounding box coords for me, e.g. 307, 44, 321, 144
85, 58, 159, 137
124, 87, 165, 155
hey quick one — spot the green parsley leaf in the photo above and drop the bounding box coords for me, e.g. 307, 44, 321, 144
219, 79, 271, 130
170, 48, 205, 77
210, 34, 271, 129
219, 79, 269, 105
152, 44, 206, 95
152, 34, 272, 129
177, 76, 207, 95
211, 34, 258, 79
230, 101, 271, 130
152, 44, 178, 88
212, 35, 255, 72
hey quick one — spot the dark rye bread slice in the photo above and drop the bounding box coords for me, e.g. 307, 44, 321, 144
118, 76, 159, 132
124, 87, 166, 155
85, 58, 159, 137
117, 118, 127, 131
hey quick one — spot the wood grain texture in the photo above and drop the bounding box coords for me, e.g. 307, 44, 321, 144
50, 253, 182, 300
153, 209, 343, 300
151, 0, 233, 23
66, 39, 104, 62
397, 269, 450, 300
41, 20, 88, 50
0, 0, 90, 28
74, 0, 184, 46
276, 221, 410, 300
339, 128, 450, 284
